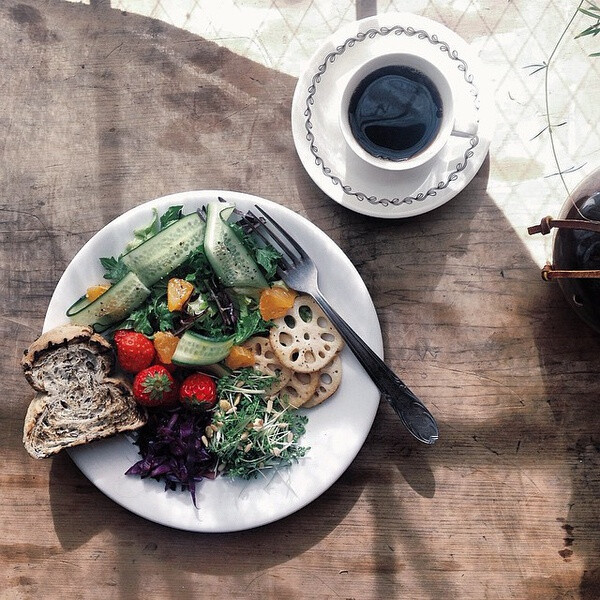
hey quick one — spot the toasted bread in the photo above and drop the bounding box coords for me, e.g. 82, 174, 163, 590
22, 324, 146, 459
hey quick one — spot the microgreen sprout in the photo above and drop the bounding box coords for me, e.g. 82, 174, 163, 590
209, 368, 309, 479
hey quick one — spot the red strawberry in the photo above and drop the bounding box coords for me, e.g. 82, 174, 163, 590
133, 365, 178, 407
152, 355, 178, 374
179, 373, 217, 411
113, 330, 155, 373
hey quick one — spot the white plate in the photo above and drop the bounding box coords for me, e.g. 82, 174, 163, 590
43, 190, 382, 532
291, 12, 495, 219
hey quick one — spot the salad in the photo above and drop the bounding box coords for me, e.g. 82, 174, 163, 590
65, 199, 339, 505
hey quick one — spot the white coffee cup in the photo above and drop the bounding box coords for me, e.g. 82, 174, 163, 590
339, 52, 477, 171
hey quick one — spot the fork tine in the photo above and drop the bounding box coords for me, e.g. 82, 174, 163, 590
246, 209, 300, 266
253, 205, 308, 260
241, 212, 292, 268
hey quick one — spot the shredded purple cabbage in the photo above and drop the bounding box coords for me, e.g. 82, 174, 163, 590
125, 406, 217, 506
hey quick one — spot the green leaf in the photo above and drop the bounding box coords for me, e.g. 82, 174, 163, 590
99, 256, 129, 283
228, 220, 281, 281
154, 299, 177, 331
124, 208, 160, 252
160, 205, 183, 229
254, 246, 281, 279
123, 304, 154, 335
575, 23, 600, 37
580, 7, 600, 18
233, 309, 264, 344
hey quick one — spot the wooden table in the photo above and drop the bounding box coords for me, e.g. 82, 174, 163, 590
3, 1, 600, 598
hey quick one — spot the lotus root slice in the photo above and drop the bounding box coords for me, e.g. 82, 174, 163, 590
281, 370, 320, 408
240, 336, 292, 395
269, 295, 343, 373
303, 354, 343, 409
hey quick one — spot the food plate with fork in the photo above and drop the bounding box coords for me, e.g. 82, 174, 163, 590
43, 190, 383, 532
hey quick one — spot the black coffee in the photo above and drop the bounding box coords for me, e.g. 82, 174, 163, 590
348, 65, 443, 162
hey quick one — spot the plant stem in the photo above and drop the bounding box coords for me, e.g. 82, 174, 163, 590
544, 0, 585, 199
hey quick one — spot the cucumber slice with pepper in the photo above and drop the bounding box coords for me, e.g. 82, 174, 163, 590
67, 271, 150, 331
121, 212, 205, 287
204, 202, 268, 290
171, 330, 235, 366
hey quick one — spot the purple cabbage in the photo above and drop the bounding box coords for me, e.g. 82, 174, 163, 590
126, 406, 217, 506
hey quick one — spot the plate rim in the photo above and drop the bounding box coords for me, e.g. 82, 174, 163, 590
43, 189, 383, 532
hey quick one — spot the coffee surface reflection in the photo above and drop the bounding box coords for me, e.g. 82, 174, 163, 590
347, 66, 443, 162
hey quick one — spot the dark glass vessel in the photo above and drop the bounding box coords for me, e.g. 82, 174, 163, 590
553, 191, 600, 332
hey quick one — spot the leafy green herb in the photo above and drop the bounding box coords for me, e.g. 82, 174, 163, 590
176, 246, 213, 286
255, 246, 282, 280
230, 220, 282, 280
153, 297, 178, 331
121, 305, 154, 336
228, 221, 247, 243
209, 369, 309, 479
121, 286, 176, 335
189, 309, 231, 338
233, 309, 262, 344
232, 297, 269, 344
99, 256, 129, 284
125, 208, 160, 252
160, 205, 183, 229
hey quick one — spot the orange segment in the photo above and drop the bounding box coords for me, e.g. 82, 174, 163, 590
259, 286, 298, 321
225, 345, 256, 369
86, 284, 110, 302
167, 278, 194, 312
153, 331, 180, 364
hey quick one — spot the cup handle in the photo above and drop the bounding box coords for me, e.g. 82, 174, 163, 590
451, 114, 478, 139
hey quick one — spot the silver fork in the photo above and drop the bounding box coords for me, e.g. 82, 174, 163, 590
250, 205, 439, 445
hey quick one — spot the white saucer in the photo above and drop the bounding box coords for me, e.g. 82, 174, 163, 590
291, 12, 494, 219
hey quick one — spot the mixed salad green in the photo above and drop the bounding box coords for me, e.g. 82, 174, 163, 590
76, 202, 279, 344
67, 199, 309, 503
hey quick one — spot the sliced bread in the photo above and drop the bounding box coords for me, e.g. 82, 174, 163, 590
22, 324, 147, 459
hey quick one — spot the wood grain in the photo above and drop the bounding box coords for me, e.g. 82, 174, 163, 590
3, 1, 600, 599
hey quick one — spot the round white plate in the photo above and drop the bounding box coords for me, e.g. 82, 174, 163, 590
291, 12, 495, 219
43, 190, 382, 532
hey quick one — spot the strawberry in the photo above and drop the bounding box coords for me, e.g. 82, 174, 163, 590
113, 329, 155, 373
152, 355, 178, 374
133, 365, 178, 407
179, 373, 217, 411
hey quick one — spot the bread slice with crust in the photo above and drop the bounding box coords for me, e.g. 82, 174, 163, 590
22, 324, 147, 459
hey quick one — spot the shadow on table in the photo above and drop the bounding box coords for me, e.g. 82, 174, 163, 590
49, 449, 366, 566
300, 151, 600, 598
530, 285, 600, 599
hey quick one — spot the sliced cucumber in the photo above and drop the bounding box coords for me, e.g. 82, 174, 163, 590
66, 294, 93, 316
67, 272, 150, 331
121, 212, 205, 287
204, 202, 268, 290
172, 330, 235, 366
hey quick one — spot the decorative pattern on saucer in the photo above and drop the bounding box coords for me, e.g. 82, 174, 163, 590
302, 25, 480, 207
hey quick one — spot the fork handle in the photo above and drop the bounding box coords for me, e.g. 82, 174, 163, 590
312, 289, 439, 445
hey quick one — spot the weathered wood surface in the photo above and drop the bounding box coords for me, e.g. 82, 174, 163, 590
2, 1, 600, 599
